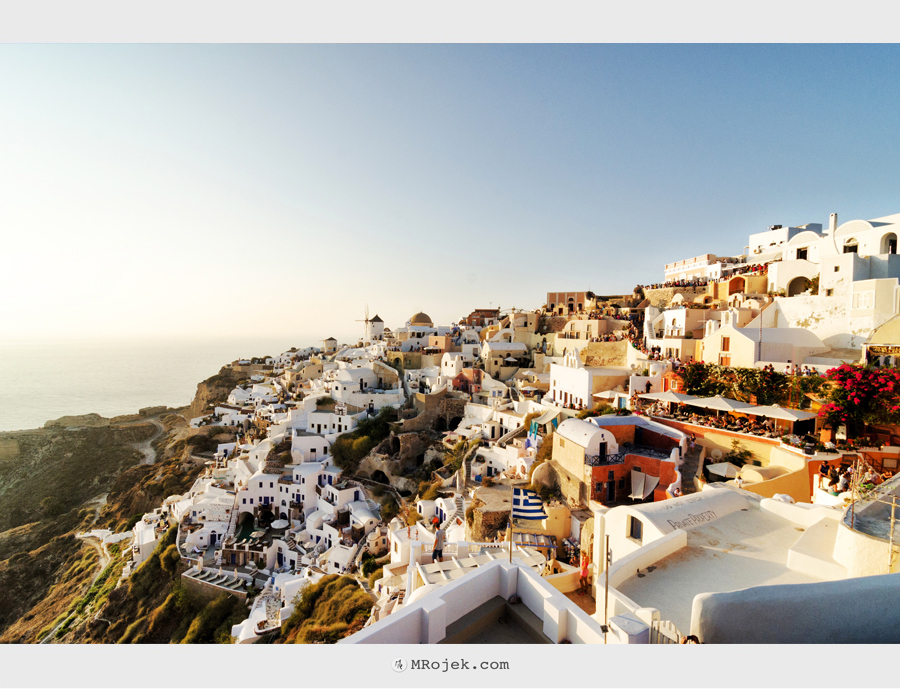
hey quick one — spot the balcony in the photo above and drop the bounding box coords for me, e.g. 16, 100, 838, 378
585, 443, 673, 467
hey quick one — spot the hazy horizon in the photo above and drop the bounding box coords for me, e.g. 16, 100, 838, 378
3, 44, 900, 343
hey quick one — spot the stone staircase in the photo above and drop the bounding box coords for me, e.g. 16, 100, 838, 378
440, 493, 466, 531
680, 446, 703, 495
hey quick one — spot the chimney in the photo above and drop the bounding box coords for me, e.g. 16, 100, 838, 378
829, 213, 838, 234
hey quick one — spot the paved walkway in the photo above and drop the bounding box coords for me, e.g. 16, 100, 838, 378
680, 446, 703, 494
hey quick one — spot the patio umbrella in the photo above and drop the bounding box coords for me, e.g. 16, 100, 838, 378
747, 405, 817, 421
270, 519, 290, 530
706, 462, 741, 478
638, 391, 698, 404
687, 395, 755, 413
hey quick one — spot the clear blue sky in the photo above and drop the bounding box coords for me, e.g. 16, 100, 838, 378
3, 44, 899, 345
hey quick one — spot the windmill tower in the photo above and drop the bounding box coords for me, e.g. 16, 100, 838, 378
357, 305, 384, 344
356, 305, 371, 344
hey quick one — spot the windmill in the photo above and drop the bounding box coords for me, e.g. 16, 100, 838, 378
356, 304, 371, 343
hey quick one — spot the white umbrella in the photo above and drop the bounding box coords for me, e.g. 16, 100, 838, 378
271, 519, 290, 530
638, 391, 698, 404
688, 395, 755, 412
706, 462, 742, 478
747, 404, 817, 422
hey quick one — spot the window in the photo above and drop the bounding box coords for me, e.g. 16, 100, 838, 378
721, 336, 730, 352
797, 248, 808, 261
825, 289, 834, 297
628, 516, 643, 542
834, 266, 840, 272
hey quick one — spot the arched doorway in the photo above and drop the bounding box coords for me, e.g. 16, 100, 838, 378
448, 416, 463, 431
787, 276, 810, 297
843, 238, 859, 254
237, 511, 254, 539
729, 277, 745, 295
372, 470, 390, 485
882, 233, 898, 255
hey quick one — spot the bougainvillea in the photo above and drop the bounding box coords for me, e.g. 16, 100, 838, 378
818, 364, 900, 434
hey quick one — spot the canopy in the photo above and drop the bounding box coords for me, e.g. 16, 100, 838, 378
270, 519, 290, 530
687, 396, 755, 412
638, 391, 698, 404
629, 471, 661, 500
706, 462, 741, 478
534, 408, 561, 425
746, 404, 818, 422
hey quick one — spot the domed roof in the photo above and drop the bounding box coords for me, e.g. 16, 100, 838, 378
410, 312, 433, 326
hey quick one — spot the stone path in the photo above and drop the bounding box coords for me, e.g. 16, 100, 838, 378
680, 446, 703, 494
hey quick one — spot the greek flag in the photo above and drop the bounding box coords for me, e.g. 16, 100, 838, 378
512, 487, 547, 520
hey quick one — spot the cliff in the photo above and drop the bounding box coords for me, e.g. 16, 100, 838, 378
186, 366, 251, 421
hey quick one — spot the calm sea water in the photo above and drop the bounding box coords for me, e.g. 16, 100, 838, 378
0, 337, 306, 432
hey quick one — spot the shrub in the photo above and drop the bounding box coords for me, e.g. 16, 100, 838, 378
380, 495, 399, 522
180, 593, 243, 644
724, 439, 752, 464
465, 504, 476, 526
160, 544, 181, 577
367, 567, 383, 589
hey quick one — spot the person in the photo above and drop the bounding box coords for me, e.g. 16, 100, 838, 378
837, 471, 850, 493
432, 526, 445, 563
645, 380, 653, 394
579, 551, 591, 595
689, 434, 696, 452
680, 635, 700, 644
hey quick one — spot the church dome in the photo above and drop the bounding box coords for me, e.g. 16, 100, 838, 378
410, 312, 433, 327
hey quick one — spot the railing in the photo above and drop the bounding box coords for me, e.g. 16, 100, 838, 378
585, 452, 626, 467
622, 443, 673, 460
649, 619, 682, 644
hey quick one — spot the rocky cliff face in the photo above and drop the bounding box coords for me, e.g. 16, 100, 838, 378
186, 367, 250, 421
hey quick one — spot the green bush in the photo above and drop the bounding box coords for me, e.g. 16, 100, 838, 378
421, 481, 442, 502
367, 567, 383, 589
380, 496, 399, 522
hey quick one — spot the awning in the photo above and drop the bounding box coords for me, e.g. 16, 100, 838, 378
687, 396, 755, 412
629, 471, 645, 499
642, 475, 660, 499
534, 408, 561, 426
746, 405, 818, 422
639, 391, 699, 404
707, 462, 741, 478
629, 471, 660, 500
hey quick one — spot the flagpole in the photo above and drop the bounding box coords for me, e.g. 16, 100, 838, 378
509, 483, 514, 563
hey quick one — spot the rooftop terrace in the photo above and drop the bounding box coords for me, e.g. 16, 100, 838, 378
615, 497, 845, 632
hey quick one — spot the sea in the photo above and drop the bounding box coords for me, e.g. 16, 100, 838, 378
0, 336, 308, 432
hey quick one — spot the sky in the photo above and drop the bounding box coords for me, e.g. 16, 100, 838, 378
2, 44, 900, 346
